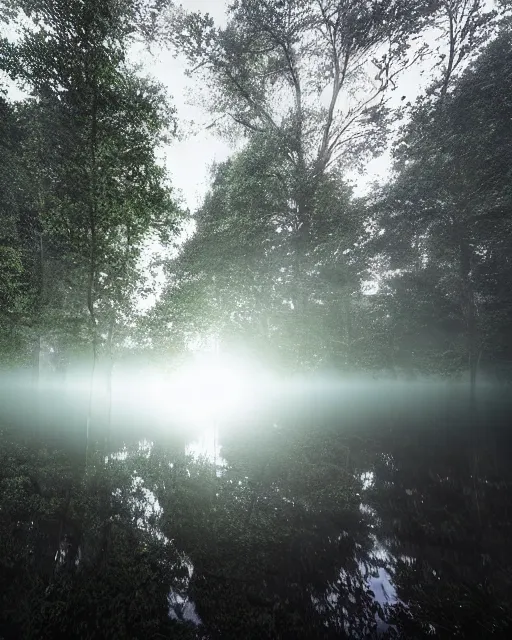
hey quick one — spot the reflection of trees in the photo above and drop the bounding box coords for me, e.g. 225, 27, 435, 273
0, 431, 196, 639
151, 420, 383, 638
367, 423, 512, 637
5, 398, 512, 638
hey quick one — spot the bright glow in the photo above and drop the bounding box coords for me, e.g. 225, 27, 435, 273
186, 426, 226, 467
127, 354, 270, 428
172, 362, 248, 418
169, 355, 264, 424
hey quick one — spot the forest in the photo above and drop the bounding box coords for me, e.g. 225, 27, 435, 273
1, 0, 512, 638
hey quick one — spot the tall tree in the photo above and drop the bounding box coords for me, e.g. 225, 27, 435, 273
169, 0, 437, 331
151, 132, 368, 370
0, 0, 182, 589
371, 26, 512, 389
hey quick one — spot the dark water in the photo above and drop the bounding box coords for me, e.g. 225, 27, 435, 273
1, 379, 512, 638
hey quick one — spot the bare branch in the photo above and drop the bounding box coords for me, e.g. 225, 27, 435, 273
229, 114, 266, 133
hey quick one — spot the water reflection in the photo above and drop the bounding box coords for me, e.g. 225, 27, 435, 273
110, 440, 205, 629
167, 554, 202, 627
94, 410, 512, 640
3, 384, 512, 638
185, 418, 226, 469
357, 469, 399, 634
155, 408, 512, 637
168, 591, 202, 625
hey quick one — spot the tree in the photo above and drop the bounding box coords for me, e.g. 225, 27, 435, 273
165, 0, 439, 355
2, 0, 180, 454
369, 25, 512, 391
431, 0, 499, 101
1, 0, 181, 595
151, 130, 371, 370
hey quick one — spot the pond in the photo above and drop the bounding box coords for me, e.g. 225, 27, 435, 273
1, 379, 512, 638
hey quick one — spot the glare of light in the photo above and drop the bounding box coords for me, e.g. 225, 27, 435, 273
168, 358, 257, 423
132, 355, 268, 427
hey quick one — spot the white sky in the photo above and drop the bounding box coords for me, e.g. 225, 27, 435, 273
129, 0, 232, 211
132, 0, 436, 209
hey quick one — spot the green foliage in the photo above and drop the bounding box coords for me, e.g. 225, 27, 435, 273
371, 27, 512, 377
0, 0, 181, 374
152, 140, 366, 369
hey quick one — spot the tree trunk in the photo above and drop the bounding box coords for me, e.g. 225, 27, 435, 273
459, 234, 478, 407
344, 294, 352, 369
292, 190, 313, 352
31, 230, 45, 438
31, 335, 41, 439
31, 335, 41, 385
102, 315, 115, 462
85, 74, 99, 469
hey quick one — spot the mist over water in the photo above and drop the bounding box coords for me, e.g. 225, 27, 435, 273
2, 366, 509, 442
2, 364, 512, 637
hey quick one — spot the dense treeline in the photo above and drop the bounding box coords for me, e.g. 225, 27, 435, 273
2, 1, 512, 433
1, 0, 180, 449
152, 0, 512, 392
2, 0, 512, 638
